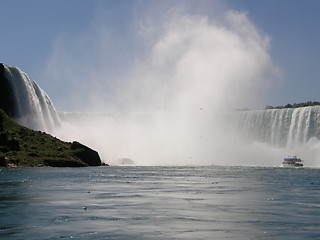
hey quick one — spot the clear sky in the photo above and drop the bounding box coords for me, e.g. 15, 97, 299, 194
1, 0, 320, 111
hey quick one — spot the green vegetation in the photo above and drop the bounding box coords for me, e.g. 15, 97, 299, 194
0, 109, 103, 167
266, 101, 320, 110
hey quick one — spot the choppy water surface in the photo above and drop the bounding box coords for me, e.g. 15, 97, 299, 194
1, 166, 320, 240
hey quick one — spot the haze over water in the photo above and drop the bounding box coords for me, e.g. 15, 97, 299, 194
49, 5, 320, 167
50, 7, 283, 166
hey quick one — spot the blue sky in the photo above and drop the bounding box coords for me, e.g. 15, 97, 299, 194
1, 0, 320, 111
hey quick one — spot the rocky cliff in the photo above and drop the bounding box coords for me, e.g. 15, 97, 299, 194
0, 109, 103, 167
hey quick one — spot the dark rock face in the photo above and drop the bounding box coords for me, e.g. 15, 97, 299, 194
0, 64, 16, 117
0, 113, 3, 132
71, 141, 102, 166
0, 155, 5, 167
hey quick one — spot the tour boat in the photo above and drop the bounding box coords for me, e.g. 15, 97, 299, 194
281, 156, 303, 167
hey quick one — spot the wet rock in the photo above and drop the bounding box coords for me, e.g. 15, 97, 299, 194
71, 141, 102, 166
0, 155, 5, 167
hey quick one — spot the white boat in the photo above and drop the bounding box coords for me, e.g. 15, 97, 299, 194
281, 156, 303, 167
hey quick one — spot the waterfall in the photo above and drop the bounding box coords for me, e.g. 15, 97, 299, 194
234, 106, 320, 147
1, 64, 60, 132
2, 63, 319, 154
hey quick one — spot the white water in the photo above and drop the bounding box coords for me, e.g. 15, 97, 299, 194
57, 107, 320, 167
46, 9, 320, 167
48, 10, 282, 166
234, 106, 320, 147
3, 64, 320, 167
3, 65, 60, 132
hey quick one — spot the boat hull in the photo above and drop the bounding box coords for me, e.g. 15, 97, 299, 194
281, 156, 303, 167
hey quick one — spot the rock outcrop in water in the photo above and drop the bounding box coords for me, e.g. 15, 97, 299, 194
71, 141, 102, 166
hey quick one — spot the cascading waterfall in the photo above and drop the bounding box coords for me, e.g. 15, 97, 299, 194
2, 63, 320, 165
1, 64, 60, 132
234, 106, 320, 147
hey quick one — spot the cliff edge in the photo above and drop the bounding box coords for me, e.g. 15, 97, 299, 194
0, 109, 103, 167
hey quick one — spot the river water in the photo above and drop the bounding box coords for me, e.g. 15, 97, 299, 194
1, 166, 320, 239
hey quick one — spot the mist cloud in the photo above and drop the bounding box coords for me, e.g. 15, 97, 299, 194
47, 2, 282, 165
